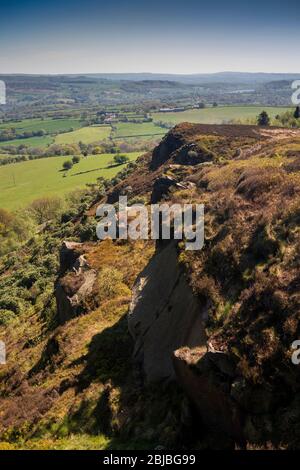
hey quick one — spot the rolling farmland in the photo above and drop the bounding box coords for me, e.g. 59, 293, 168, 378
152, 106, 293, 125
0, 152, 141, 209
112, 122, 165, 139
0, 118, 82, 133
54, 125, 111, 144
0, 135, 54, 148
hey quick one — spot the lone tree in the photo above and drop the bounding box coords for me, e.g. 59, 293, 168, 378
72, 155, 81, 164
0, 208, 14, 235
62, 160, 73, 171
113, 154, 130, 165
257, 111, 270, 126
29, 197, 63, 224
294, 106, 300, 119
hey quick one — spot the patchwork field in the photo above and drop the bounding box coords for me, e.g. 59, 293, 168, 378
112, 122, 165, 139
0, 152, 140, 210
54, 125, 111, 144
0, 118, 82, 133
152, 106, 293, 125
0, 107, 293, 150
0, 118, 84, 148
0, 135, 54, 148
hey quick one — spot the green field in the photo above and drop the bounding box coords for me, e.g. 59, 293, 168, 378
55, 126, 111, 144
152, 106, 293, 125
112, 122, 166, 138
0, 135, 54, 148
0, 118, 82, 133
0, 152, 141, 210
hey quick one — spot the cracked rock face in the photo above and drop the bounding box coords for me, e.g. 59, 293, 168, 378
128, 241, 207, 383
150, 130, 185, 169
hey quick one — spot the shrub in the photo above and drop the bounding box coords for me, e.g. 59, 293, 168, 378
0, 208, 14, 234
0, 296, 20, 314
97, 267, 130, 303
77, 221, 98, 242
257, 111, 270, 126
17, 268, 39, 289
113, 154, 130, 166
0, 309, 16, 325
72, 155, 80, 164
28, 197, 63, 224
61, 210, 76, 223
62, 160, 73, 171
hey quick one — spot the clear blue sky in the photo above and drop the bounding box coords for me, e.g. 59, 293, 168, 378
0, 0, 299, 74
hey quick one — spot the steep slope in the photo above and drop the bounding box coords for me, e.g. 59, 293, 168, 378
0, 123, 300, 449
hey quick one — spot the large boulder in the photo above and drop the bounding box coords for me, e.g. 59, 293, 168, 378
59, 241, 84, 273
55, 269, 97, 324
55, 242, 97, 324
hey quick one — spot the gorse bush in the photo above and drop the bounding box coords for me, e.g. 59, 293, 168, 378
77, 220, 98, 242
97, 267, 130, 303
0, 296, 20, 314
0, 309, 16, 326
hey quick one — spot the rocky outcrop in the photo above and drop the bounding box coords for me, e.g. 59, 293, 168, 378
55, 242, 97, 324
173, 143, 216, 165
150, 175, 186, 203
150, 128, 186, 169
150, 124, 219, 172
173, 346, 245, 446
128, 241, 207, 382
59, 241, 84, 273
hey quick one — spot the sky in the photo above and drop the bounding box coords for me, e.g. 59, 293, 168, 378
0, 0, 299, 74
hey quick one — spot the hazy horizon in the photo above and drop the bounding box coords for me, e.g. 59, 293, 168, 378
1, 71, 300, 76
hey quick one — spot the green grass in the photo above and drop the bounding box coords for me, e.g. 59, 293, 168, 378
0, 118, 82, 133
0, 118, 83, 148
0, 434, 153, 450
151, 106, 293, 125
0, 135, 54, 148
0, 152, 141, 210
0, 434, 111, 450
55, 126, 111, 144
112, 122, 165, 138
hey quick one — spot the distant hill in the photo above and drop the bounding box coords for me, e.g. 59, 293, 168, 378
86, 71, 300, 84
2, 71, 300, 85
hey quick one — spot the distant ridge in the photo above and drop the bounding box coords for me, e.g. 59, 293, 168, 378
1, 72, 300, 84
85, 72, 300, 84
